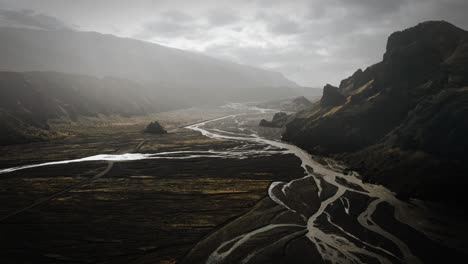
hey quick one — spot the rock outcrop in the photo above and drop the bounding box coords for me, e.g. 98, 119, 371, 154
282, 21, 468, 203
256, 96, 315, 113
144, 121, 167, 134
259, 112, 289, 128
291, 96, 314, 110
320, 84, 346, 107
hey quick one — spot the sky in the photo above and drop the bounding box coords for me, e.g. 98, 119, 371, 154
0, 0, 467, 87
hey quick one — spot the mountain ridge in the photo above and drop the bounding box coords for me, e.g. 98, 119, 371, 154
282, 21, 468, 202
0, 71, 169, 145
0, 26, 299, 105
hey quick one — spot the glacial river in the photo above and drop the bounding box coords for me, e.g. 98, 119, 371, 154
1, 106, 465, 264
189, 109, 467, 264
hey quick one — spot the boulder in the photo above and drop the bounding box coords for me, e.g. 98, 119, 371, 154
144, 121, 167, 134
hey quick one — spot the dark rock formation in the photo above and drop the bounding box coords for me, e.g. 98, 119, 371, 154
256, 96, 315, 113
320, 84, 346, 107
283, 21, 468, 203
259, 112, 289, 128
144, 121, 167, 134
273, 112, 288, 122
259, 119, 272, 127
292, 96, 314, 109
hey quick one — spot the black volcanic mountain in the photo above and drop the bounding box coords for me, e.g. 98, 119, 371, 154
283, 21, 468, 202
0, 27, 298, 104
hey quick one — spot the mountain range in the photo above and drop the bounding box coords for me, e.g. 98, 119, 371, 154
0, 26, 311, 145
0, 27, 300, 104
0, 71, 168, 144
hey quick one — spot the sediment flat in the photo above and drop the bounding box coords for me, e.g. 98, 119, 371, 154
0, 109, 305, 263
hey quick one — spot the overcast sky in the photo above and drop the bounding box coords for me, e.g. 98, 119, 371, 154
0, 0, 467, 87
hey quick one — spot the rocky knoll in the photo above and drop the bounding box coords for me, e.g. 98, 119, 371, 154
259, 112, 289, 128
291, 96, 314, 110
320, 84, 346, 107
257, 96, 315, 112
144, 121, 167, 134
282, 21, 468, 203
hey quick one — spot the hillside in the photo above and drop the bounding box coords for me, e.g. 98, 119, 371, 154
0, 71, 168, 145
0, 27, 299, 104
282, 21, 468, 202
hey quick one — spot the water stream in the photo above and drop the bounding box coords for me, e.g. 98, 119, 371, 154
187, 109, 464, 264
1, 105, 464, 263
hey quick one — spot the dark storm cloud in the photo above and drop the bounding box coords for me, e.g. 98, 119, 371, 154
141, 7, 240, 40
140, 10, 197, 38
269, 18, 302, 35
206, 8, 239, 27
307, 0, 406, 21
161, 10, 194, 23
337, 0, 405, 14
418, 0, 468, 29
1, 0, 468, 86
143, 20, 192, 37
0, 8, 71, 30
256, 12, 303, 35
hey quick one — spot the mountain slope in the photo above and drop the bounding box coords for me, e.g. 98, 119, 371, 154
282, 21, 468, 202
0, 27, 298, 104
0, 71, 166, 145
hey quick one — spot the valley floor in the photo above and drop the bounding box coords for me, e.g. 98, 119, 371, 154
0, 107, 303, 263
1, 105, 467, 264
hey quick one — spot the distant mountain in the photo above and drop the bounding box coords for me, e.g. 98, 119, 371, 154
290, 86, 323, 98
0, 27, 299, 104
282, 21, 468, 203
257, 96, 315, 112
0, 71, 167, 145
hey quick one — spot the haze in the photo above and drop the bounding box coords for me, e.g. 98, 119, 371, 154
2, 0, 468, 263
1, 0, 468, 87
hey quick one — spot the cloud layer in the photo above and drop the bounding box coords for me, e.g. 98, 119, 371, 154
1, 0, 468, 87
0, 8, 71, 30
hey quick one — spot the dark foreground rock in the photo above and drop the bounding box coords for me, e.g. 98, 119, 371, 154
320, 84, 345, 107
282, 21, 468, 203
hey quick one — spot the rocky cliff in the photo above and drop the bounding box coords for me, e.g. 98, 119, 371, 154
282, 21, 468, 202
